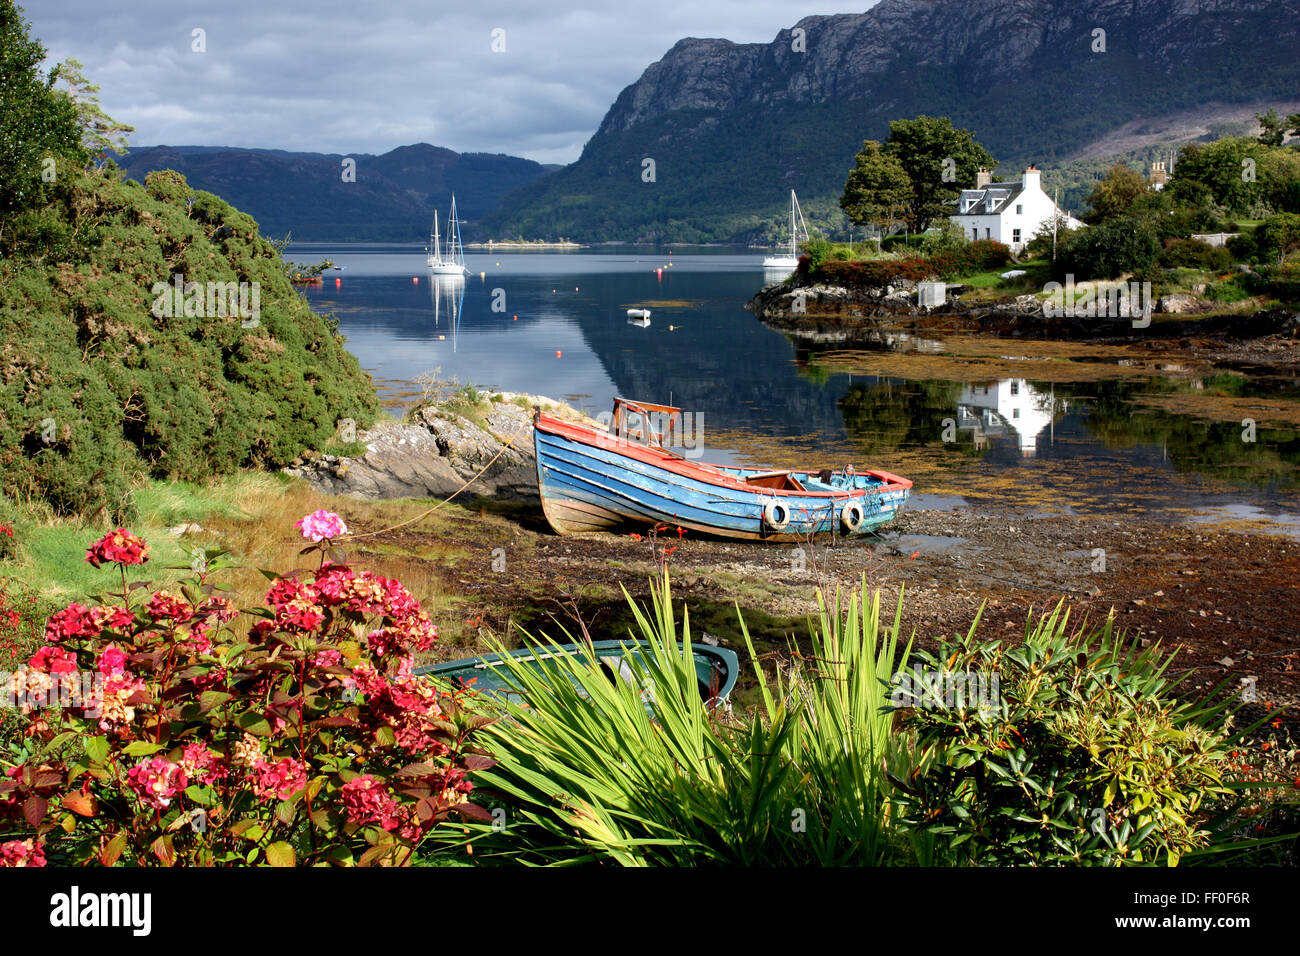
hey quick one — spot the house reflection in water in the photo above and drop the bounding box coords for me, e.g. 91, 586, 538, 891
956, 379, 1061, 456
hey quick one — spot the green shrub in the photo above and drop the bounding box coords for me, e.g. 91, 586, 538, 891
1158, 238, 1234, 271
1054, 216, 1162, 280
816, 256, 934, 286
891, 605, 1235, 866
965, 238, 1013, 272
0, 164, 380, 519
802, 236, 834, 272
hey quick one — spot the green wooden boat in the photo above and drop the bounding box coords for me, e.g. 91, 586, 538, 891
415, 640, 740, 708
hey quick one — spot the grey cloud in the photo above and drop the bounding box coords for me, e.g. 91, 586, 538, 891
27, 0, 868, 162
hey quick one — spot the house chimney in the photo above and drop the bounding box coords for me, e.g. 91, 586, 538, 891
975, 169, 992, 188
1023, 165, 1041, 191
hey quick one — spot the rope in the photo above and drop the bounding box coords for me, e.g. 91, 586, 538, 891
345, 416, 532, 541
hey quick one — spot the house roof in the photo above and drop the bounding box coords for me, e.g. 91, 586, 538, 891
951, 181, 1025, 217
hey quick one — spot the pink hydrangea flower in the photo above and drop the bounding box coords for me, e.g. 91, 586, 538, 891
0, 838, 46, 867
178, 743, 227, 784
340, 775, 403, 830
295, 510, 348, 542
127, 757, 188, 810
96, 645, 128, 677
29, 646, 78, 675
44, 603, 98, 642
249, 756, 308, 802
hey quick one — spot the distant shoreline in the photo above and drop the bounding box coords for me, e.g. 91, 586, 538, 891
464, 240, 584, 249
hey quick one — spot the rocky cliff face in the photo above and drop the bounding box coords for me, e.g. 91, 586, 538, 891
490, 0, 1300, 242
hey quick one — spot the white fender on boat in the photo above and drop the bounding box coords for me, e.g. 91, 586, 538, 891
841, 500, 867, 533
762, 499, 792, 532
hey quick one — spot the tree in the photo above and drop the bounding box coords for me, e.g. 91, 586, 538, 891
1168, 137, 1267, 216
840, 140, 912, 234
0, 0, 85, 227
1254, 213, 1300, 265
1083, 164, 1152, 223
54, 57, 134, 157
881, 116, 997, 232
1256, 108, 1300, 148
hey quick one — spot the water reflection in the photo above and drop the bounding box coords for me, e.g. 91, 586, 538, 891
427, 274, 464, 352
956, 380, 1061, 457
299, 250, 1300, 518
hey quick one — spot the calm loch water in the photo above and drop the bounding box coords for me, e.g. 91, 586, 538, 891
292, 244, 1300, 526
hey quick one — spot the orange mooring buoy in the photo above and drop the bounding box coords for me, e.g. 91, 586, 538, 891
555, 350, 562, 358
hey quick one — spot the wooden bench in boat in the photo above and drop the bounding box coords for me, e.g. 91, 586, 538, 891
743, 471, 806, 491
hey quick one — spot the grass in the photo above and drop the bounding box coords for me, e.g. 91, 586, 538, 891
0, 471, 483, 646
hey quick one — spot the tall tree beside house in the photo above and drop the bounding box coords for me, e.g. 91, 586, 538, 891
1083, 164, 1152, 223
880, 116, 997, 233
840, 140, 913, 234
54, 57, 134, 157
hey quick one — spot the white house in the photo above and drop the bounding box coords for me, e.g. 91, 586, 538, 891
949, 166, 1084, 254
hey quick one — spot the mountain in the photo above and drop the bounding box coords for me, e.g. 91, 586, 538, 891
484, 0, 1300, 243
119, 144, 559, 241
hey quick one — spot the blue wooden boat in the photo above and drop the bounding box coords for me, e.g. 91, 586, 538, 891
533, 398, 911, 541
415, 640, 740, 706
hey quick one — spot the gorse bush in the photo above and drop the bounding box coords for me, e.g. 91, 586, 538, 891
0, 8, 379, 519
0, 162, 380, 520
0, 515, 493, 866
891, 605, 1237, 866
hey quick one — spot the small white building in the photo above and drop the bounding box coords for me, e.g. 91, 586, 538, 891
949, 166, 1084, 254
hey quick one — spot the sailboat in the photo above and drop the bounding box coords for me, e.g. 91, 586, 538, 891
426, 196, 469, 276
763, 190, 809, 271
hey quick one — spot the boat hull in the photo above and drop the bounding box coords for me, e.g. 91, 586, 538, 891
533, 413, 910, 541
415, 639, 740, 706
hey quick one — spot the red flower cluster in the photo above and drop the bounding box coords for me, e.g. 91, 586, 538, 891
44, 603, 99, 643
249, 757, 308, 802
85, 529, 149, 569
341, 775, 403, 831
145, 591, 193, 623
127, 757, 187, 810
0, 838, 45, 867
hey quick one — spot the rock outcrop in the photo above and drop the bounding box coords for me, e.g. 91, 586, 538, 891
285, 394, 594, 501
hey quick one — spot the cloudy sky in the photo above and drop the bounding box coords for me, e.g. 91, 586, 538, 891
27, 1, 873, 165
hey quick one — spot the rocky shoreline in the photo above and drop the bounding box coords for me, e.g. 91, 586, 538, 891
747, 276, 1300, 346
285, 393, 594, 501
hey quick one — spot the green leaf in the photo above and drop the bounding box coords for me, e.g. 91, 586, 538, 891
199, 690, 233, 713
237, 711, 274, 736
122, 741, 166, 757
84, 736, 109, 764
265, 841, 296, 867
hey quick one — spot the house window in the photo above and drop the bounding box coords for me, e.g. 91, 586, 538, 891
972, 227, 978, 240
1012, 229, 1021, 244
1010, 382, 1019, 395
1016, 204, 1023, 215
985, 228, 991, 239
1013, 408, 1020, 419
